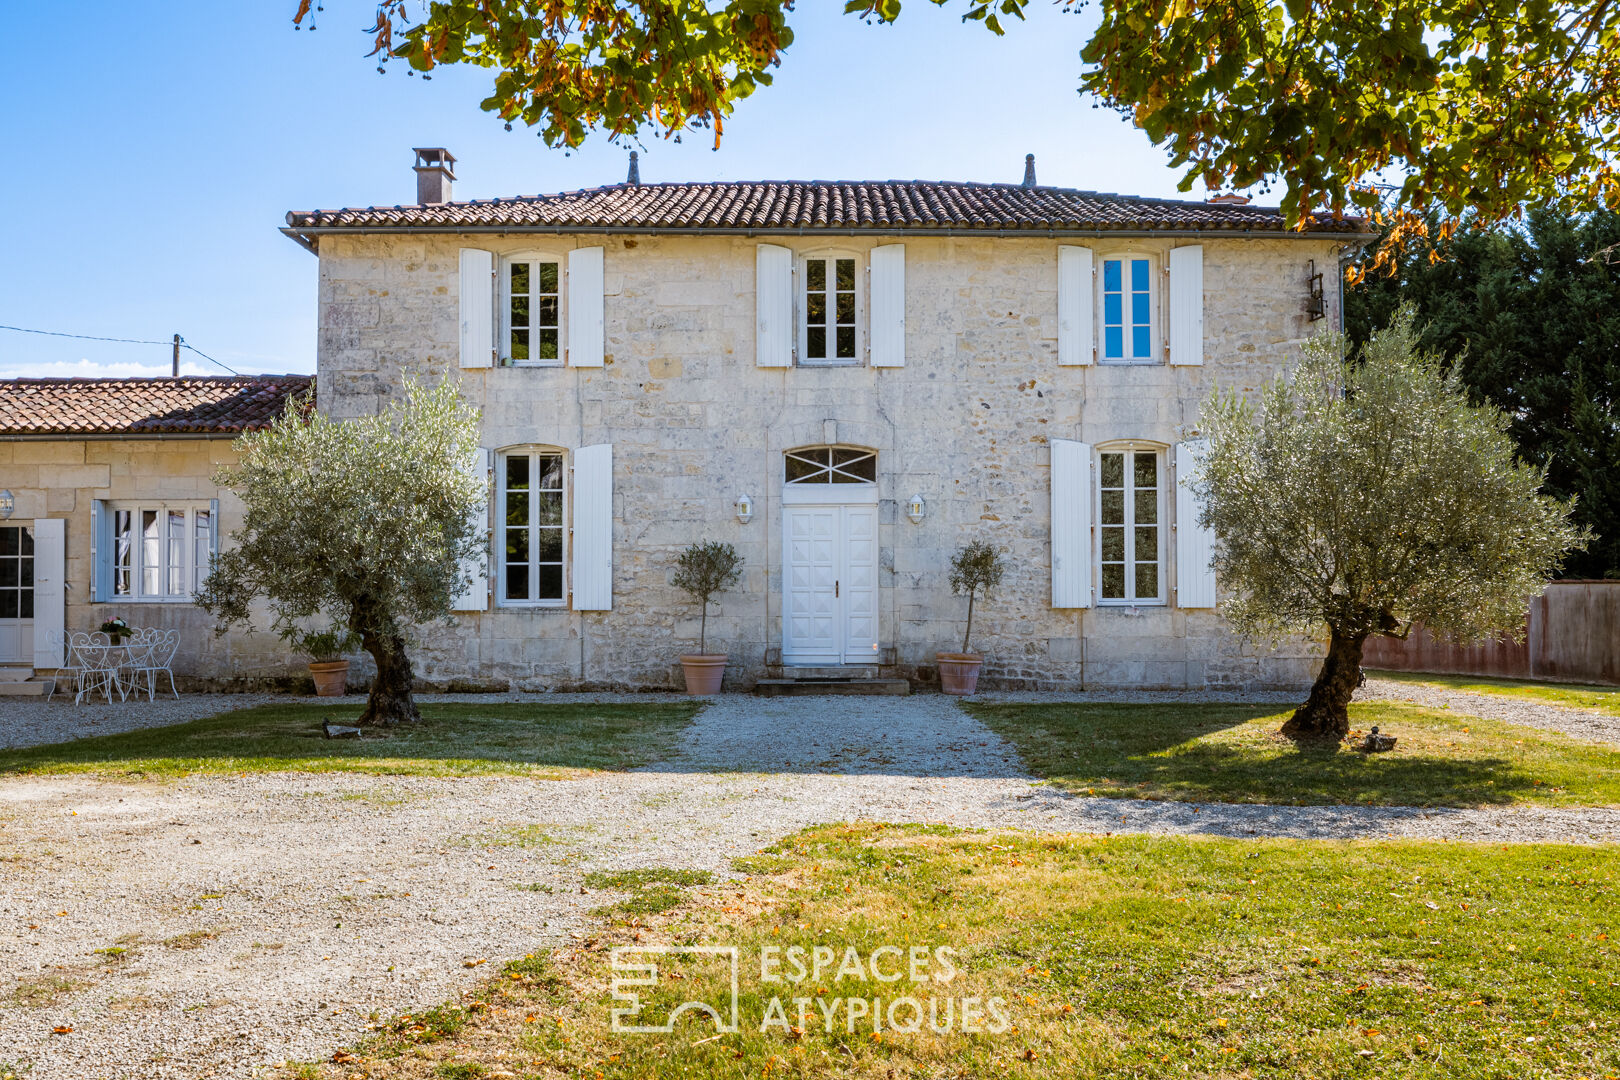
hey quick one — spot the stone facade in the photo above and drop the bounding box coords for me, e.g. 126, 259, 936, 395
311, 229, 1343, 691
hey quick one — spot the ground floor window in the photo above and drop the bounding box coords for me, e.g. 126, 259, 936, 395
110, 504, 214, 601
500, 449, 566, 605
1098, 447, 1164, 603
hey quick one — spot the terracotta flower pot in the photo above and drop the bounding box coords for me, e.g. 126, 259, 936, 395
680, 654, 728, 695
936, 652, 984, 696
308, 660, 351, 697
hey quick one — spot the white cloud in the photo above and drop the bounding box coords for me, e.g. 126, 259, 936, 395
0, 357, 219, 379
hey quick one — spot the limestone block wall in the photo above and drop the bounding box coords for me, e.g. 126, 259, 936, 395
306, 230, 1342, 690
0, 438, 303, 688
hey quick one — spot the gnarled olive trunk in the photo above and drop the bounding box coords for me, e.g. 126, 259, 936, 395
1281, 626, 1366, 740
353, 597, 419, 727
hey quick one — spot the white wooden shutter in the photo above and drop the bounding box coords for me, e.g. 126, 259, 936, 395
91, 499, 110, 602
567, 246, 605, 367
1168, 245, 1204, 366
572, 443, 613, 610
1050, 439, 1093, 608
755, 243, 794, 367
459, 248, 494, 368
209, 498, 220, 565
1057, 245, 1093, 366
32, 517, 65, 668
1175, 439, 1217, 608
869, 243, 906, 367
451, 448, 491, 611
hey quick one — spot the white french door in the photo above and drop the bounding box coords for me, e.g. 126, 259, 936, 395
782, 503, 878, 665
0, 525, 35, 664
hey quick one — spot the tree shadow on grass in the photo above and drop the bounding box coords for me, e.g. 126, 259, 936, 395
0, 702, 703, 778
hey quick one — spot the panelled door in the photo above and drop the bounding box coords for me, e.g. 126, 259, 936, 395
0, 525, 34, 664
782, 504, 879, 665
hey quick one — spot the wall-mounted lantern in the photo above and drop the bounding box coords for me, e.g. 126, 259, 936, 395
735, 493, 754, 524
906, 493, 926, 524
0, 491, 12, 519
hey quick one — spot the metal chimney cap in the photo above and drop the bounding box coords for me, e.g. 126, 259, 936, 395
627, 150, 641, 185
1021, 153, 1036, 188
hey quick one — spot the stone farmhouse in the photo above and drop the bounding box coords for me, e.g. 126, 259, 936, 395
0, 151, 1371, 692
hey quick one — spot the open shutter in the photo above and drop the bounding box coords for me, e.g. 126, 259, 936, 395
567, 246, 605, 367
451, 448, 491, 611
1175, 440, 1217, 608
459, 248, 494, 368
755, 243, 793, 367
1057, 245, 1093, 366
1168, 245, 1204, 366
869, 243, 906, 367
209, 498, 220, 564
32, 517, 65, 668
91, 499, 110, 602
1050, 439, 1093, 608
572, 443, 613, 611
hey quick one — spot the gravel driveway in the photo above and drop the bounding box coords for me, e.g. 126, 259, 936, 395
3, 690, 1618, 1078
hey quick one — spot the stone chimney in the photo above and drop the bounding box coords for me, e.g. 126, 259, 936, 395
1021, 153, 1037, 188
413, 147, 456, 205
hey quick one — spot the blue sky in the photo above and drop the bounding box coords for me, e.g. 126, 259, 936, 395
0, 2, 1203, 379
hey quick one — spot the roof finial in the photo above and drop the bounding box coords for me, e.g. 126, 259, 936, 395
1021, 153, 1036, 188
627, 150, 641, 185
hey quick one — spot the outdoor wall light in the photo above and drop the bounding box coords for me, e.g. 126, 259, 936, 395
906, 493, 926, 524
735, 493, 754, 524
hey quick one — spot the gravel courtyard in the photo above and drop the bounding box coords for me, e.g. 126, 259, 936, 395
2, 681, 1618, 1078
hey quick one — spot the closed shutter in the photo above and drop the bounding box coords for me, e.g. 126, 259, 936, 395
451, 448, 491, 611
32, 517, 65, 668
1050, 438, 1093, 608
91, 499, 110, 602
567, 246, 605, 367
1057, 245, 1094, 366
755, 243, 794, 367
572, 443, 613, 610
1174, 440, 1217, 608
1168, 245, 1204, 366
459, 248, 494, 368
869, 243, 906, 367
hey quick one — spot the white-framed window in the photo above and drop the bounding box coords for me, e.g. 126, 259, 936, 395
498, 448, 566, 606
1099, 254, 1158, 363
109, 503, 215, 602
501, 255, 564, 365
800, 253, 861, 365
1096, 445, 1165, 604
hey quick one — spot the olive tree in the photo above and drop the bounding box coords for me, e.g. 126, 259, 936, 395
1196, 308, 1585, 739
948, 540, 1008, 655
671, 540, 743, 656
198, 380, 486, 727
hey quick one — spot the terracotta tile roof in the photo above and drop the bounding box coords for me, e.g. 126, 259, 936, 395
0, 375, 312, 436
285, 180, 1367, 237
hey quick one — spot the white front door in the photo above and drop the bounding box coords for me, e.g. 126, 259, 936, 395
782, 504, 879, 665
0, 525, 34, 665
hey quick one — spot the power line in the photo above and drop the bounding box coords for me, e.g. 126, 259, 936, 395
1, 323, 242, 376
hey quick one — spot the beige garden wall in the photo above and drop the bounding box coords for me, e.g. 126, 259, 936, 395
306, 229, 1341, 691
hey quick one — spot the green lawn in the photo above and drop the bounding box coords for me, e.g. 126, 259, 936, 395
0, 701, 702, 779
964, 701, 1620, 807
1369, 668, 1620, 717
313, 824, 1619, 1080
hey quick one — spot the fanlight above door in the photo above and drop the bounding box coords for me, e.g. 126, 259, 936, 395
785, 447, 876, 485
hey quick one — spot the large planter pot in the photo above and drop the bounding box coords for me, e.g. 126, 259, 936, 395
936, 652, 984, 696
680, 654, 728, 695
308, 660, 351, 698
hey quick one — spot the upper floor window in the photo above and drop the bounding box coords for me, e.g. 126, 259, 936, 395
1097, 448, 1164, 603
503, 257, 562, 366
801, 256, 859, 364
499, 449, 566, 605
109, 503, 215, 602
1101, 256, 1156, 363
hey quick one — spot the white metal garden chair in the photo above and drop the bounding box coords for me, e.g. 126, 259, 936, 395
64, 631, 119, 705
124, 628, 180, 701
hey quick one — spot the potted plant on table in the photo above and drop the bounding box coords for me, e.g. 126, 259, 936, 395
672, 540, 743, 695
98, 617, 131, 644
292, 628, 362, 697
937, 539, 1008, 696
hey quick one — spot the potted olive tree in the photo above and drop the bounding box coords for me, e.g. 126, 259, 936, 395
937, 539, 1007, 695
672, 540, 743, 695
292, 628, 362, 697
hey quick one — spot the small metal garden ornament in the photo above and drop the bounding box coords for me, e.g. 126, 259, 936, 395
1358, 725, 1398, 753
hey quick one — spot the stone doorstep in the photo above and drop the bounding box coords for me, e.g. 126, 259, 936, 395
0, 680, 49, 697
753, 678, 911, 697
0, 667, 33, 682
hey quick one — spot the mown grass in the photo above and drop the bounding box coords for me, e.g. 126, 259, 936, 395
0, 702, 702, 779
298, 824, 1620, 1080
964, 701, 1620, 807
1369, 668, 1620, 717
